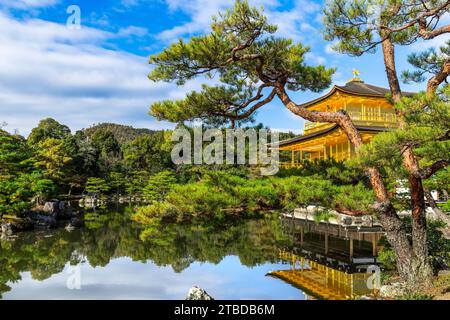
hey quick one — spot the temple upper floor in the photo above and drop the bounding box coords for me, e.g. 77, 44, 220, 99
276, 73, 416, 167
300, 76, 413, 135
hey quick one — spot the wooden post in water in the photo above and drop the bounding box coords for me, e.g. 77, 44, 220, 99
372, 233, 378, 256
349, 235, 354, 260
300, 226, 304, 247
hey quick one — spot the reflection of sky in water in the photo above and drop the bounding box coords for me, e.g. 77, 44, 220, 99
3, 256, 304, 300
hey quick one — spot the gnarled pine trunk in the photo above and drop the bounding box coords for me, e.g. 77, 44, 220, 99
380, 36, 433, 286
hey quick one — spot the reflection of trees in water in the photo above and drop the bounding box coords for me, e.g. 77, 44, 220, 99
139, 218, 288, 272
0, 229, 82, 297
0, 207, 291, 298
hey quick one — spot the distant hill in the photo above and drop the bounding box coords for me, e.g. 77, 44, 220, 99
83, 123, 156, 144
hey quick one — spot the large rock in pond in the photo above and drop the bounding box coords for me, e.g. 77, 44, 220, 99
42, 201, 74, 220
186, 286, 214, 300
43, 201, 59, 215
28, 211, 57, 229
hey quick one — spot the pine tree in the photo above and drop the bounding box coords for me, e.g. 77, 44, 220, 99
323, 0, 450, 285
85, 177, 110, 197
143, 171, 177, 202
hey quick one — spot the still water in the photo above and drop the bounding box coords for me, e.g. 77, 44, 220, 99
0, 206, 382, 300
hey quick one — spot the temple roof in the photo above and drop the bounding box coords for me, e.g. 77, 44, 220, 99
277, 124, 388, 148
299, 80, 415, 109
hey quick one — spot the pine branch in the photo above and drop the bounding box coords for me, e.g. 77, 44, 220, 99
419, 160, 450, 179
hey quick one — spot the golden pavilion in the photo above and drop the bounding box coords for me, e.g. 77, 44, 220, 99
278, 71, 409, 168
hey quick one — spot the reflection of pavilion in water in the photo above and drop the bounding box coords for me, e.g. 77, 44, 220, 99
267, 218, 385, 300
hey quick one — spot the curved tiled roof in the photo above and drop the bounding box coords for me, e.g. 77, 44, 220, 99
278, 124, 389, 148
299, 80, 415, 108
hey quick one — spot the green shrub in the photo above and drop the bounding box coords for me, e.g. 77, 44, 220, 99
133, 167, 376, 226
438, 200, 450, 213
313, 210, 336, 224
397, 292, 434, 300
378, 248, 397, 270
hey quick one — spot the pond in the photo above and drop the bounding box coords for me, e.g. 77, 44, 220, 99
0, 205, 384, 300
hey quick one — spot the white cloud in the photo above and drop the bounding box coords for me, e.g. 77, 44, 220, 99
306, 52, 326, 65
157, 0, 321, 43
117, 25, 149, 37
0, 12, 196, 136
410, 34, 450, 51
0, 0, 58, 9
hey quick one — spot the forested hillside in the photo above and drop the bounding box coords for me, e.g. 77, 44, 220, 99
84, 123, 155, 145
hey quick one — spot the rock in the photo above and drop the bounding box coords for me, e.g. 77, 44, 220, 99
380, 282, 407, 298
186, 286, 214, 300
342, 217, 353, 225
361, 215, 373, 227
43, 201, 59, 215
42, 201, 74, 220
65, 224, 76, 232
28, 212, 57, 229
1, 222, 13, 235
58, 205, 75, 220
1, 216, 34, 233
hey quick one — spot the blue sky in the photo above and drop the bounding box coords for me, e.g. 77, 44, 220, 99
0, 0, 449, 136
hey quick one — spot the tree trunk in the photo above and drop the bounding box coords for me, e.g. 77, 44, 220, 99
424, 188, 450, 226
427, 59, 450, 95
381, 35, 433, 285
409, 175, 434, 282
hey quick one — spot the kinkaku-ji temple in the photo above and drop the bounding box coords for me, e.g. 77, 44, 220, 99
278, 70, 413, 168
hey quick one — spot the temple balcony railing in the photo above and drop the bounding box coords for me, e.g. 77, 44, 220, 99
280, 162, 303, 169
280, 152, 351, 169
303, 121, 333, 133
304, 112, 398, 134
